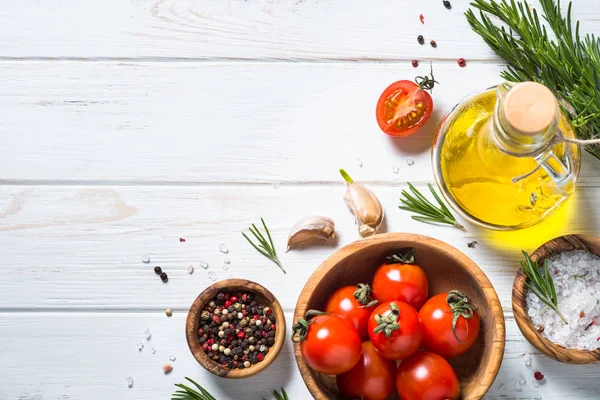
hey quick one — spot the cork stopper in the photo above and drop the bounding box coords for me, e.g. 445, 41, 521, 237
503, 82, 558, 136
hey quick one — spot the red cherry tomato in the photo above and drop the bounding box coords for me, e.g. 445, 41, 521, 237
396, 352, 460, 400
375, 79, 433, 137
368, 301, 423, 360
293, 312, 362, 375
372, 255, 429, 310
336, 341, 397, 400
419, 291, 481, 358
325, 284, 377, 340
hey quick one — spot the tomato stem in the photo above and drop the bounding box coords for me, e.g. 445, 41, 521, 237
386, 248, 416, 264
415, 62, 438, 93
446, 290, 478, 344
291, 310, 329, 343
373, 302, 401, 338
354, 283, 379, 308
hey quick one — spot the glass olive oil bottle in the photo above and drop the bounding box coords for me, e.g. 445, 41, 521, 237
433, 82, 580, 229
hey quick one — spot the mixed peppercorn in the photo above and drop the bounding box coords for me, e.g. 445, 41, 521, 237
197, 290, 276, 369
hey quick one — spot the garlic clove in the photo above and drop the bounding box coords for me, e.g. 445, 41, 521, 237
340, 169, 384, 238
287, 216, 336, 251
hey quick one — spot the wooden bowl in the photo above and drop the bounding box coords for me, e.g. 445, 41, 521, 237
185, 278, 286, 378
294, 233, 505, 400
512, 234, 600, 364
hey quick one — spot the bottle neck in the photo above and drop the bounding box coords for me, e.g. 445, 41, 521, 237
491, 92, 559, 157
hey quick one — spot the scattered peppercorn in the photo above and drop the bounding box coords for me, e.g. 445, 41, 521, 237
534, 371, 544, 381
417, 35, 425, 45
419, 14, 424, 24
467, 241, 478, 248
443, 0, 452, 9
430, 40, 437, 48
198, 289, 276, 370
458, 57, 467, 67
154, 266, 162, 274
160, 272, 168, 282
179, 237, 186, 242
165, 308, 173, 317
163, 364, 173, 374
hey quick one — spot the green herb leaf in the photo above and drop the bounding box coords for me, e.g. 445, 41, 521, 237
399, 183, 465, 230
520, 251, 568, 324
171, 378, 217, 400
243, 218, 286, 274
466, 0, 600, 160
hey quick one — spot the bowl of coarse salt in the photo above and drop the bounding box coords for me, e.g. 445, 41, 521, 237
513, 234, 600, 364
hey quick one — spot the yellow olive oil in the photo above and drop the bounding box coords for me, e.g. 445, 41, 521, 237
437, 88, 579, 229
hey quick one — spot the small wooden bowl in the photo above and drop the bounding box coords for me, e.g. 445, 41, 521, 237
512, 234, 600, 364
185, 278, 286, 378
294, 233, 505, 400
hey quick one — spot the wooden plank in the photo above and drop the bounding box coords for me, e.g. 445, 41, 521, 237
2, 0, 598, 61
1, 184, 597, 311
0, 311, 597, 399
2, 60, 600, 184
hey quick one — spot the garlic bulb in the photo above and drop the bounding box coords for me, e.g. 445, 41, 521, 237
340, 169, 384, 237
287, 216, 336, 251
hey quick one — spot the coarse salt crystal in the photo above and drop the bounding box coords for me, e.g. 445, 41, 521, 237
187, 264, 195, 274
208, 271, 217, 281
392, 165, 400, 174
144, 328, 151, 341
137, 341, 144, 351
524, 353, 532, 366
526, 250, 600, 350
218, 243, 229, 253
406, 158, 415, 166
357, 158, 363, 167
127, 376, 134, 388
141, 254, 151, 263
200, 260, 209, 269
169, 355, 176, 361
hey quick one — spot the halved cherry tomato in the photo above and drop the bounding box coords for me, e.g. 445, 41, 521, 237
325, 283, 377, 340
368, 301, 423, 360
292, 311, 362, 375
375, 77, 434, 137
336, 341, 397, 400
396, 352, 460, 400
372, 250, 429, 310
419, 291, 481, 358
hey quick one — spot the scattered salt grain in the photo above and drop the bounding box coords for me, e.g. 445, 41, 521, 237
534, 395, 542, 400
518, 374, 527, 385
208, 271, 217, 281
222, 263, 229, 271
406, 158, 415, 166
127, 376, 134, 388
187, 264, 195, 274
357, 158, 363, 167
392, 165, 400, 174
526, 250, 600, 350
218, 243, 229, 254
169, 355, 176, 361
512, 376, 522, 392
200, 260, 209, 269
141, 254, 151, 263
523, 353, 532, 366
151, 347, 156, 354
224, 258, 230, 264
532, 379, 540, 388
137, 341, 144, 351
144, 328, 152, 341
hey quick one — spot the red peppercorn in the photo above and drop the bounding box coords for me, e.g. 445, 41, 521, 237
412, 60, 419, 68
198, 328, 204, 335
230, 296, 238, 303
419, 14, 424, 24
262, 331, 269, 338
534, 371, 544, 381
242, 310, 247, 316
458, 57, 466, 67
212, 316, 220, 324
227, 335, 234, 342
202, 343, 209, 352
271, 324, 276, 330
257, 354, 265, 362
179, 237, 186, 242
253, 315, 259, 320
224, 300, 231, 308
237, 331, 245, 339
207, 339, 214, 345
242, 293, 248, 302
224, 292, 230, 300
580, 311, 585, 318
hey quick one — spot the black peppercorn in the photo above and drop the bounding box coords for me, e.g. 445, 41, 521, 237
160, 272, 168, 282
154, 266, 162, 274
417, 35, 424, 45
443, 0, 451, 9
430, 40, 437, 48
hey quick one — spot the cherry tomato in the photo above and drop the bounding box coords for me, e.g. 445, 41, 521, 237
325, 284, 377, 340
419, 291, 481, 358
375, 79, 433, 137
372, 253, 429, 310
368, 301, 423, 360
292, 312, 362, 375
396, 352, 460, 400
336, 341, 397, 400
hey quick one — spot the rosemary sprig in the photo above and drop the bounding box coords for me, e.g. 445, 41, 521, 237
264, 388, 289, 400
242, 218, 286, 274
171, 377, 217, 400
520, 251, 567, 324
399, 183, 464, 230
466, 0, 600, 160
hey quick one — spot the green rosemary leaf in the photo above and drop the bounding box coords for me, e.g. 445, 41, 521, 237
399, 183, 464, 230
467, 0, 600, 160
172, 378, 217, 400
243, 219, 286, 274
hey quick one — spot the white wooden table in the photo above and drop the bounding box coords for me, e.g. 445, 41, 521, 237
1, 1, 600, 399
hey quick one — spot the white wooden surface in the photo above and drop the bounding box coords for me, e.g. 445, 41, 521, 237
1, 0, 599, 399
